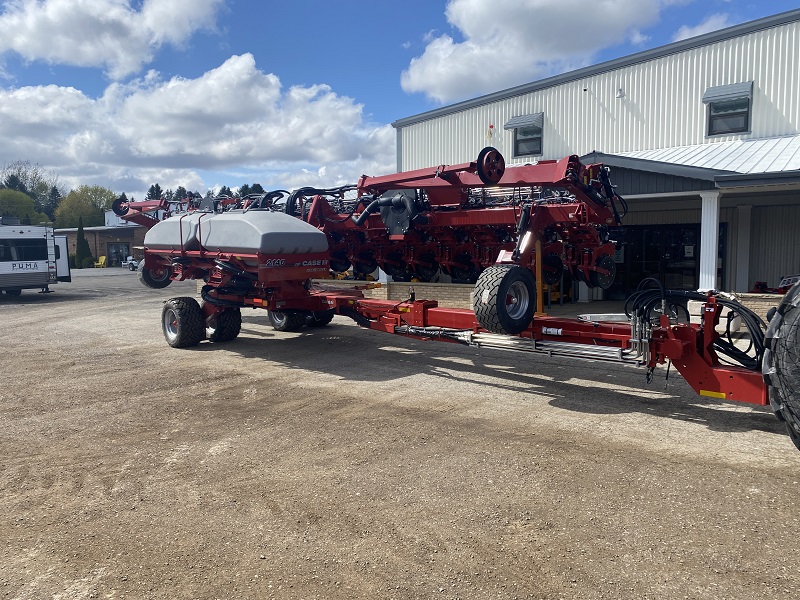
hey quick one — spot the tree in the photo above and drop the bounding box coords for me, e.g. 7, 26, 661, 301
74, 216, 93, 268
44, 186, 63, 221
146, 184, 163, 200
218, 186, 233, 197
55, 185, 116, 228
164, 189, 174, 202
0, 161, 65, 220
174, 186, 188, 202
3, 174, 27, 195
0, 189, 49, 224
236, 183, 264, 197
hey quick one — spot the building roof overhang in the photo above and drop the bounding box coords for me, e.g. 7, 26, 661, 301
715, 170, 800, 191
579, 151, 733, 181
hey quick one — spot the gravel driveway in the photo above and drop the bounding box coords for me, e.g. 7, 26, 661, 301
1, 269, 799, 599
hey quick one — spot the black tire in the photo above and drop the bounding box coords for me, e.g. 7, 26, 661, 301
306, 309, 335, 327
762, 281, 800, 448
268, 310, 308, 332
206, 307, 242, 342
139, 265, 173, 289
128, 263, 137, 271
589, 254, 617, 290
162, 297, 204, 348
473, 264, 536, 335
111, 195, 129, 216
5, 289, 21, 297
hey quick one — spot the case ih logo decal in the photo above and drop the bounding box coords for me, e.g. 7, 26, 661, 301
12, 262, 40, 271
263, 259, 326, 268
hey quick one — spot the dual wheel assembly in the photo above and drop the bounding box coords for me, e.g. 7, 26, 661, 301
161, 297, 242, 348
161, 298, 336, 348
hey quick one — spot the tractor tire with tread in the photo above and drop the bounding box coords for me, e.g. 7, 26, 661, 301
162, 297, 204, 348
306, 309, 335, 328
473, 264, 536, 335
269, 310, 308, 332
206, 306, 242, 343
762, 280, 800, 449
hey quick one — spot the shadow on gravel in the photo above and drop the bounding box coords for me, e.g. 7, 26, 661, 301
189, 316, 786, 441
0, 289, 109, 304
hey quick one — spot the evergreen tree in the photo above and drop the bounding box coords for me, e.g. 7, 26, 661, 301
218, 186, 233, 197
44, 186, 62, 221
146, 183, 163, 200
75, 217, 93, 268
237, 184, 252, 197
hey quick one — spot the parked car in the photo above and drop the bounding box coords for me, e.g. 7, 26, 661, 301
121, 256, 139, 271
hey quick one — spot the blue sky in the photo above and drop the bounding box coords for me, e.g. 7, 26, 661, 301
1, 0, 798, 199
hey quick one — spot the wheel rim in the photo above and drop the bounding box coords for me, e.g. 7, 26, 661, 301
476, 147, 506, 184
272, 312, 286, 327
163, 308, 179, 342
505, 281, 530, 320
151, 268, 169, 282
206, 314, 218, 336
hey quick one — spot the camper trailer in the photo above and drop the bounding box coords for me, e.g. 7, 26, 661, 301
0, 222, 71, 295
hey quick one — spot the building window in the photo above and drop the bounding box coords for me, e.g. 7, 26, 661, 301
702, 81, 753, 137
504, 113, 544, 158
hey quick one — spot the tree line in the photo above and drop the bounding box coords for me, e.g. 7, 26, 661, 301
0, 161, 265, 229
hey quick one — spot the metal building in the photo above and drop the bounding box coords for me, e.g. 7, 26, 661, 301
392, 9, 800, 298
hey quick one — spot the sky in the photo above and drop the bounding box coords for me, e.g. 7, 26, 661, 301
0, 0, 798, 200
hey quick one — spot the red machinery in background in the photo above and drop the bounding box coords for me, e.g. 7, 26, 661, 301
114, 148, 800, 452
280, 147, 626, 289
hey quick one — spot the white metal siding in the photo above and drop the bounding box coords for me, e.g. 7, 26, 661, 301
399, 21, 800, 170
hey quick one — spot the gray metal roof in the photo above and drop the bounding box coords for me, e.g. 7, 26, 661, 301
579, 151, 733, 180
702, 81, 753, 104
504, 112, 543, 130
618, 134, 800, 174
393, 9, 800, 128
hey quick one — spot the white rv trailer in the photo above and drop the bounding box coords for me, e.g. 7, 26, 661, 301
0, 223, 71, 296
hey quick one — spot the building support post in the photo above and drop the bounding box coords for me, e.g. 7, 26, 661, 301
699, 191, 721, 291
734, 204, 752, 292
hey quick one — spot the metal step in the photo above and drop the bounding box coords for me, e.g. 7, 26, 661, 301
470, 333, 640, 364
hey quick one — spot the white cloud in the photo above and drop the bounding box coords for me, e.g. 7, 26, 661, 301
0, 0, 224, 79
672, 13, 732, 42
401, 0, 664, 104
630, 30, 650, 46
0, 54, 395, 197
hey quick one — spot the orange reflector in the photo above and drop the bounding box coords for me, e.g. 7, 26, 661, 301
700, 390, 726, 399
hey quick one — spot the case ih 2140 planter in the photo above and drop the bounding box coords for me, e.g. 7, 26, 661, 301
115, 148, 800, 451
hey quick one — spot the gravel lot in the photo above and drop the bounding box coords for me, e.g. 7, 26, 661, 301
2, 269, 800, 599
